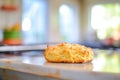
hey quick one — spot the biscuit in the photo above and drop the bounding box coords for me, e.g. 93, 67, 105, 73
44, 43, 94, 63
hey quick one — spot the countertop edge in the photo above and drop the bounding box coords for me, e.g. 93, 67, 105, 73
0, 60, 120, 80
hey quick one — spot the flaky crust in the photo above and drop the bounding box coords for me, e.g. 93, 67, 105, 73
44, 43, 94, 63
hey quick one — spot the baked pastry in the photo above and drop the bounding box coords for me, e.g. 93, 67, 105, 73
44, 43, 94, 63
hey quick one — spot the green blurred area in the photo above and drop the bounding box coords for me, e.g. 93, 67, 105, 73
92, 4, 120, 40
94, 49, 120, 73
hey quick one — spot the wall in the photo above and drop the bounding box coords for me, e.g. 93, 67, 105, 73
0, 0, 82, 43
80, 0, 120, 41
0, 0, 22, 29
1, 0, 120, 43
47, 0, 81, 43
0, 0, 22, 41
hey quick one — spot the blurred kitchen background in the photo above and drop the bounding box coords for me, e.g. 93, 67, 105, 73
0, 0, 120, 76
0, 0, 120, 48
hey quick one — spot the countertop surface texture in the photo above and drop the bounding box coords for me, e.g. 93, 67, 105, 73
0, 49, 120, 80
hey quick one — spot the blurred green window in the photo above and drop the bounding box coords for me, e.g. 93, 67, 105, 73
91, 4, 120, 40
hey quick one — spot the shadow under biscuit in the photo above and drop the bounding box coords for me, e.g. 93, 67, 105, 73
44, 62, 93, 71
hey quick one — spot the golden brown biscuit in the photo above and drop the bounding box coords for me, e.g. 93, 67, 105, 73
44, 43, 94, 63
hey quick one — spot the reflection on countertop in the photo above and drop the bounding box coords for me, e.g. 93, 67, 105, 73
93, 49, 120, 73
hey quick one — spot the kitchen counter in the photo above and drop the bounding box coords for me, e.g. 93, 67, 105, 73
0, 49, 120, 80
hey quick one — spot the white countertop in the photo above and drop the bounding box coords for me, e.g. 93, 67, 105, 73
0, 57, 120, 80
0, 50, 120, 80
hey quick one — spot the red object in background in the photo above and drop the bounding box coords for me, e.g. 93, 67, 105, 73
0, 5, 17, 11
2, 39, 22, 45
105, 38, 113, 46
